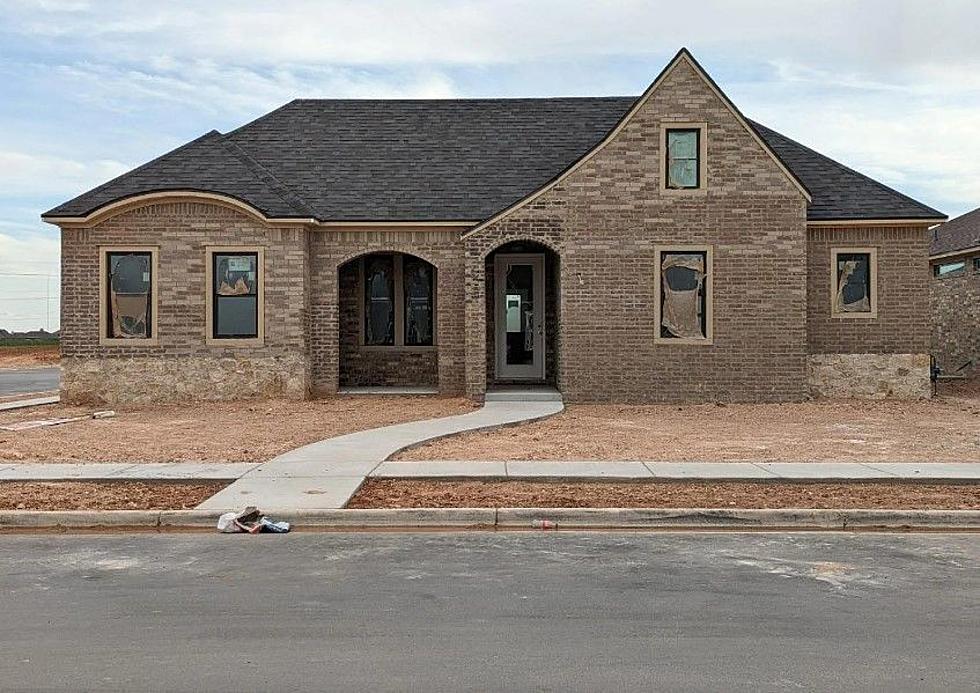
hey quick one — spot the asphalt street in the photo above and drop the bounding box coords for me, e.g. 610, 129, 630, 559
0, 366, 59, 395
0, 531, 976, 692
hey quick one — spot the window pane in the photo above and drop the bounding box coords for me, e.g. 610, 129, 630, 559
660, 252, 706, 339
107, 252, 151, 339
215, 296, 258, 337
403, 257, 434, 346
667, 130, 699, 189
215, 254, 257, 296
213, 253, 258, 338
936, 261, 965, 276
364, 255, 394, 345
836, 253, 871, 312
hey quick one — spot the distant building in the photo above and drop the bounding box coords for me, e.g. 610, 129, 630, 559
930, 209, 980, 376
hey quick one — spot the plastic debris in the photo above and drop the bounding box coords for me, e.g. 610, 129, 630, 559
217, 506, 291, 534
532, 519, 558, 530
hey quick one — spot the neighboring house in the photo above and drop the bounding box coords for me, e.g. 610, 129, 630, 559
43, 49, 946, 404
930, 208, 980, 377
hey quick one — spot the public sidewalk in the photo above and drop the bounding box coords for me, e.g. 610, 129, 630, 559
373, 460, 980, 481
4, 460, 977, 483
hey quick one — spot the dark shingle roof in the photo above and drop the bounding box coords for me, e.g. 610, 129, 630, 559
931, 207, 980, 257
45, 97, 945, 224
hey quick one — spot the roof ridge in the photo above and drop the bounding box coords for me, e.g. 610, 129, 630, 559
219, 137, 316, 218
749, 119, 945, 219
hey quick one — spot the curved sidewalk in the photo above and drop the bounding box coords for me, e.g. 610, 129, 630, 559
197, 400, 564, 511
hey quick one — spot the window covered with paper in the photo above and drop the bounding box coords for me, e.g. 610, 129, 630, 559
835, 252, 872, 313
107, 252, 152, 339
660, 251, 707, 339
213, 252, 259, 338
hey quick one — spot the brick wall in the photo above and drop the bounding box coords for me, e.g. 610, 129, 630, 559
59, 201, 309, 403
307, 229, 465, 395
465, 58, 809, 402
930, 253, 980, 375
807, 226, 932, 354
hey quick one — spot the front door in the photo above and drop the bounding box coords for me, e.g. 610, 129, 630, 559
494, 253, 545, 380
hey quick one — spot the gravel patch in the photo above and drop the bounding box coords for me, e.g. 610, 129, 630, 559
0, 396, 475, 463
0, 481, 226, 510
349, 479, 980, 510
396, 382, 980, 463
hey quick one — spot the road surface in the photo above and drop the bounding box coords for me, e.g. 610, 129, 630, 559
0, 366, 59, 395
0, 531, 976, 691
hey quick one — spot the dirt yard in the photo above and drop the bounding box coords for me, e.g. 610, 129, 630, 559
0, 481, 225, 510
0, 345, 59, 369
0, 396, 474, 463
396, 382, 980, 463
349, 479, 980, 510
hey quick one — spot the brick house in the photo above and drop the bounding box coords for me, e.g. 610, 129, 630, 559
44, 49, 945, 404
930, 208, 980, 377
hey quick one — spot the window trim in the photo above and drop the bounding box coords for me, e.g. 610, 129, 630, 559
205, 246, 265, 346
357, 253, 437, 352
653, 245, 714, 346
830, 247, 878, 319
660, 122, 708, 195
98, 245, 160, 347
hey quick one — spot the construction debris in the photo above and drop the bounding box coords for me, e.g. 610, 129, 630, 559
0, 410, 115, 432
217, 506, 291, 533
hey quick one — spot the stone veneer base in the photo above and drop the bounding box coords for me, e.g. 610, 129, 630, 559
60, 355, 309, 405
807, 353, 930, 400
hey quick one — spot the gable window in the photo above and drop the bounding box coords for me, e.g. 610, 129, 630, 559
360, 253, 435, 348
934, 261, 965, 277
206, 247, 265, 344
831, 248, 877, 318
654, 246, 713, 344
100, 247, 158, 345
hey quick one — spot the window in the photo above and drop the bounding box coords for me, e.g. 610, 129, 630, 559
403, 256, 434, 346
654, 246, 713, 344
206, 247, 264, 344
975, 257, 980, 272
100, 247, 158, 345
364, 254, 395, 346
830, 248, 877, 318
662, 124, 706, 191
934, 261, 966, 277
360, 253, 435, 348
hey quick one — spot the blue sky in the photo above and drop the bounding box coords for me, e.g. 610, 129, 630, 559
2, 0, 978, 331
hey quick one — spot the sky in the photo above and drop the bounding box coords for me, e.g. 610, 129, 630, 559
1, 0, 979, 331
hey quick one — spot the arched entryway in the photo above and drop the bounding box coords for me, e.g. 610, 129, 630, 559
338, 251, 438, 388
484, 240, 560, 390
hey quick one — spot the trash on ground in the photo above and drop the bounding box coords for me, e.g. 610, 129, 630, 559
0, 410, 116, 431
217, 506, 291, 534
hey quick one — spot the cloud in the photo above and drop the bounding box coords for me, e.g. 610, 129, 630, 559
0, 151, 129, 197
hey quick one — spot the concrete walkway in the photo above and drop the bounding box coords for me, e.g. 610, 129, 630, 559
197, 399, 566, 511
373, 460, 980, 481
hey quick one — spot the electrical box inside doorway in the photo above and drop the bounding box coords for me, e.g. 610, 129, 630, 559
506, 295, 522, 332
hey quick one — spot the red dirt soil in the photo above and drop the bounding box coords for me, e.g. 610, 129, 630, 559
349, 479, 980, 510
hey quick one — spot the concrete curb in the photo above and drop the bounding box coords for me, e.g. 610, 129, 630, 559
1, 507, 978, 531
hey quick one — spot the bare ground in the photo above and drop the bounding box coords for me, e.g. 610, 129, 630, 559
0, 345, 59, 369
349, 479, 980, 510
0, 481, 225, 510
0, 396, 475, 463
396, 382, 980, 463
